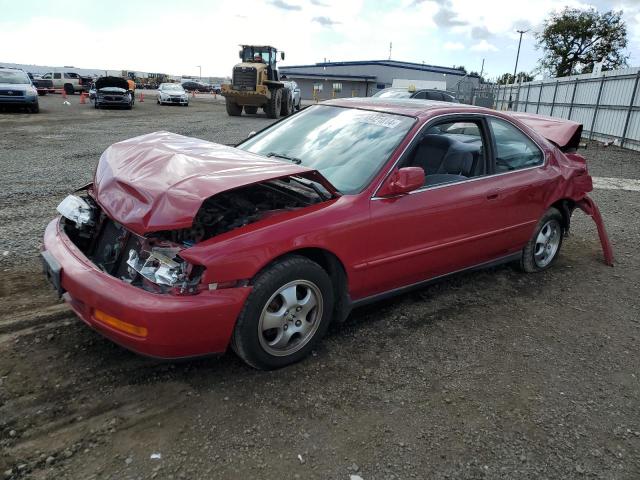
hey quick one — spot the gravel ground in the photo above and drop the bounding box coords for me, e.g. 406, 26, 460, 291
1, 94, 640, 480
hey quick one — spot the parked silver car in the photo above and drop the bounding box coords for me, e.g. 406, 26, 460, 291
157, 83, 189, 106
282, 80, 301, 111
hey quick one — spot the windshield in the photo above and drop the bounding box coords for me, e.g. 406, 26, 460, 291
238, 105, 415, 194
241, 46, 273, 64
163, 84, 183, 91
373, 89, 414, 99
0, 70, 30, 84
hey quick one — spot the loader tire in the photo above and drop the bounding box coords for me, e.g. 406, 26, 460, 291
226, 99, 242, 116
265, 89, 282, 119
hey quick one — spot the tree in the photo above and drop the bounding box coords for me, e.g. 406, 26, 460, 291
496, 72, 534, 85
536, 8, 628, 77
452, 65, 467, 73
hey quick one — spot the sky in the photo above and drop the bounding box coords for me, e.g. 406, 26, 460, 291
1, 0, 640, 80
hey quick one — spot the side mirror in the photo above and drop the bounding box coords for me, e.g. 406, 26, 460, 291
239, 50, 243, 59
378, 167, 424, 197
281, 51, 285, 61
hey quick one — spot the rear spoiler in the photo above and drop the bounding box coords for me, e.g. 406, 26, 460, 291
505, 112, 583, 152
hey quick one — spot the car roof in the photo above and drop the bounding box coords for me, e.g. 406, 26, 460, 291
321, 97, 486, 118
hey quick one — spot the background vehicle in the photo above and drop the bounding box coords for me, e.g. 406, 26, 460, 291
373, 87, 458, 102
157, 83, 189, 106
93, 76, 134, 109
0, 67, 39, 112
221, 45, 294, 118
27, 72, 54, 95
182, 81, 211, 92
40, 70, 92, 95
282, 80, 301, 111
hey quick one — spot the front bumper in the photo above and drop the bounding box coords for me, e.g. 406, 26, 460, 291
97, 96, 131, 106
160, 96, 188, 104
42, 218, 251, 359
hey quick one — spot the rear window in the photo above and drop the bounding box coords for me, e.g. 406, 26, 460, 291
0, 70, 30, 84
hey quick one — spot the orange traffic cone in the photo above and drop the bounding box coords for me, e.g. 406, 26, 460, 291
192, 90, 196, 98
139, 92, 144, 102
79, 91, 86, 104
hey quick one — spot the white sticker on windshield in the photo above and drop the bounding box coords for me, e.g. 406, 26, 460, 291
359, 114, 402, 129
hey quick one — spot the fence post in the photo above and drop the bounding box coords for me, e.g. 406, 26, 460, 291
514, 84, 521, 111
549, 81, 559, 116
620, 71, 640, 148
524, 83, 531, 112
536, 81, 544, 114
589, 75, 606, 141
567, 79, 578, 120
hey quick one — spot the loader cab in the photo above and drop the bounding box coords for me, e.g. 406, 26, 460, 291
238, 45, 285, 81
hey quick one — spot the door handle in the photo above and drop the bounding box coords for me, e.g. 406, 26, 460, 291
486, 190, 500, 200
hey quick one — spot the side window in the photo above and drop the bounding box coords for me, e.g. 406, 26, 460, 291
401, 119, 486, 188
53, 73, 61, 79
426, 91, 443, 101
489, 118, 544, 173
413, 91, 427, 99
42, 73, 51, 79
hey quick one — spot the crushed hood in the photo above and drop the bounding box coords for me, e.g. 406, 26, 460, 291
93, 131, 321, 235
506, 112, 583, 151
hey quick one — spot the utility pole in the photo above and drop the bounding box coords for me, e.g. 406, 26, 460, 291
196, 65, 201, 80
508, 29, 528, 109
389, 42, 392, 60
479, 58, 485, 80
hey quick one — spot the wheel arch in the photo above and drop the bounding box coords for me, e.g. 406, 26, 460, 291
252, 247, 351, 324
548, 198, 576, 233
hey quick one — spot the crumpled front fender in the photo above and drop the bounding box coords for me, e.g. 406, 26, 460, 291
575, 195, 614, 266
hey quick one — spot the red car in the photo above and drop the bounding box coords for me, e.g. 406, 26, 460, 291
41, 99, 613, 369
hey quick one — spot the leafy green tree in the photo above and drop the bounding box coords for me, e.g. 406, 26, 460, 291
496, 72, 534, 85
536, 8, 628, 77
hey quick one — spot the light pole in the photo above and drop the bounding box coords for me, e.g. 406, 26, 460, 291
508, 29, 528, 109
196, 65, 201, 80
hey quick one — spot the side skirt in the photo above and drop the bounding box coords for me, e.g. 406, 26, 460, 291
349, 251, 522, 310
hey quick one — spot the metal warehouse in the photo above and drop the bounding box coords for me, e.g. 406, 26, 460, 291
280, 60, 481, 101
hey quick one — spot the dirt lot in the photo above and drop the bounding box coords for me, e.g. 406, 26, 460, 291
1, 93, 639, 480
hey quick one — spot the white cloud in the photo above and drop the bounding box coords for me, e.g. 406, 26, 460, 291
443, 41, 465, 50
471, 40, 498, 52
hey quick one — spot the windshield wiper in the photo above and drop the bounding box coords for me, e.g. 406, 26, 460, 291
267, 152, 302, 164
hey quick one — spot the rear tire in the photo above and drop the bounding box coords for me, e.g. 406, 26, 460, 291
64, 84, 74, 95
226, 99, 242, 116
29, 103, 39, 113
265, 89, 282, 119
521, 208, 564, 273
295, 98, 301, 111
232, 255, 334, 370
244, 106, 258, 114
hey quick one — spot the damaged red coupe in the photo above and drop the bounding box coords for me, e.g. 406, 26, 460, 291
41, 98, 613, 369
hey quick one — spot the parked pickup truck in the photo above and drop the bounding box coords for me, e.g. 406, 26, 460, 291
40, 71, 92, 95
27, 73, 54, 95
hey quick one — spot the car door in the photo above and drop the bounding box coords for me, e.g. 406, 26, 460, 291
484, 116, 549, 250
51, 72, 63, 88
363, 115, 521, 296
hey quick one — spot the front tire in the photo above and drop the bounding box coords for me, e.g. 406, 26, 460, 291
521, 208, 564, 272
226, 99, 242, 116
232, 255, 334, 370
264, 89, 282, 119
280, 89, 293, 116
